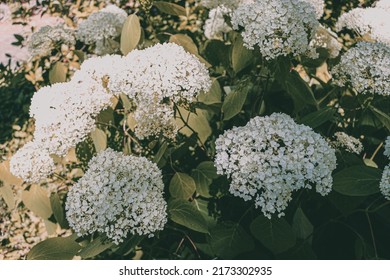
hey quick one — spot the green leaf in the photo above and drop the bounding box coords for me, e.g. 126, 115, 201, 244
285, 71, 317, 112
113, 235, 144, 256
0, 185, 15, 210
333, 165, 382, 196
363, 158, 378, 168
153, 141, 168, 168
120, 93, 133, 111
195, 161, 219, 179
191, 169, 212, 198
169, 172, 196, 200
370, 105, 390, 131
78, 236, 113, 259
154, 1, 186, 16
76, 136, 96, 171
168, 199, 209, 233
209, 223, 255, 258
250, 215, 296, 254
49, 62, 67, 84
169, 34, 210, 67
222, 85, 249, 120
292, 208, 313, 241
120, 14, 141, 55
198, 79, 222, 105
0, 160, 23, 186
27, 236, 81, 260
22, 185, 52, 219
202, 39, 230, 68
73, 50, 85, 63
90, 128, 107, 152
97, 107, 115, 124
50, 193, 68, 229
231, 35, 254, 74
299, 107, 336, 129
175, 106, 212, 144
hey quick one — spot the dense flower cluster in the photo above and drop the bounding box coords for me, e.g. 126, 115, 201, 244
30, 79, 112, 156
310, 26, 342, 58
214, 113, 337, 218
76, 5, 127, 55
380, 165, 390, 200
384, 136, 390, 158
331, 42, 390, 96
0, 3, 11, 23
109, 43, 211, 139
302, 0, 325, 19
336, 7, 390, 46
65, 148, 168, 244
201, 0, 251, 9
231, 0, 319, 60
332, 132, 363, 154
375, 0, 390, 11
9, 141, 56, 183
204, 6, 232, 40
27, 25, 75, 58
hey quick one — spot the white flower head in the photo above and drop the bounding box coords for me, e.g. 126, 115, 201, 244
380, 164, 390, 200
214, 113, 337, 218
384, 136, 390, 159
76, 5, 127, 55
301, 0, 325, 19
331, 42, 390, 96
375, 0, 390, 11
336, 7, 390, 46
0, 3, 11, 23
10, 141, 55, 183
27, 25, 76, 58
204, 6, 232, 40
332, 132, 363, 154
231, 0, 320, 60
201, 0, 253, 10
65, 148, 168, 244
108, 43, 211, 139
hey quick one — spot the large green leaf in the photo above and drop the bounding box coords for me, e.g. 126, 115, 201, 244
222, 85, 249, 120
299, 107, 336, 129
285, 71, 317, 112
90, 128, 107, 152
50, 192, 68, 229
191, 161, 218, 198
22, 185, 52, 219
209, 223, 254, 259
154, 1, 186, 16
370, 105, 390, 131
250, 216, 296, 254
27, 236, 81, 260
292, 208, 313, 241
49, 62, 67, 84
197, 79, 222, 105
169, 172, 196, 199
78, 236, 113, 259
202, 39, 230, 68
231, 35, 254, 74
168, 199, 209, 233
0, 185, 15, 210
120, 14, 141, 55
333, 165, 382, 196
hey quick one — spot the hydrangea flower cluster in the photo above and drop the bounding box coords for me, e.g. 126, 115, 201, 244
310, 26, 342, 58
108, 43, 211, 139
331, 42, 390, 96
65, 148, 168, 244
375, 0, 390, 11
76, 5, 127, 55
332, 132, 363, 154
302, 0, 325, 19
380, 165, 390, 200
9, 141, 56, 183
204, 6, 232, 40
28, 25, 76, 58
0, 3, 11, 23
231, 0, 319, 60
201, 0, 251, 10
336, 7, 390, 46
384, 136, 390, 158
214, 113, 337, 218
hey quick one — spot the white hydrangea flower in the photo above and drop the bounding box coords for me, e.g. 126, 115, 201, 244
375, 0, 390, 11
30, 79, 112, 155
10, 141, 55, 183
0, 3, 11, 23
384, 136, 390, 158
310, 25, 342, 58
201, 0, 252, 10
331, 42, 390, 96
76, 5, 127, 55
27, 25, 76, 58
231, 0, 319, 60
204, 6, 232, 40
380, 164, 390, 200
109, 43, 211, 139
332, 132, 363, 154
65, 148, 168, 244
301, 0, 325, 19
214, 113, 337, 218
336, 7, 390, 46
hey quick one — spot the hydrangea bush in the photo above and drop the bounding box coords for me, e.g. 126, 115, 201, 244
0, 0, 389, 260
